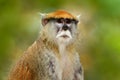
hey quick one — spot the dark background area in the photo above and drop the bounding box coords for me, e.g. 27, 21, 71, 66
0, 0, 120, 80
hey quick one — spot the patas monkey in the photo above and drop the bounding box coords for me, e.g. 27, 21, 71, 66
8, 10, 84, 80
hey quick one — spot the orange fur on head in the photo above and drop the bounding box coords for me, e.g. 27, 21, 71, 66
45, 10, 77, 20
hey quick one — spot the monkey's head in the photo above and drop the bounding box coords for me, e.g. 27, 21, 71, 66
40, 10, 80, 46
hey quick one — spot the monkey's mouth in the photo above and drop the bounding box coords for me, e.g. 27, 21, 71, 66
60, 35, 69, 38
56, 30, 72, 39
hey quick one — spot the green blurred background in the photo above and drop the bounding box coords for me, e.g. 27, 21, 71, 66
0, 0, 120, 80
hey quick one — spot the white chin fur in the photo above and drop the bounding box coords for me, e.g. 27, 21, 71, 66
56, 30, 72, 39
56, 30, 72, 45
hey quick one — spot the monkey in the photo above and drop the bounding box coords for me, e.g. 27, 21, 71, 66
8, 10, 84, 80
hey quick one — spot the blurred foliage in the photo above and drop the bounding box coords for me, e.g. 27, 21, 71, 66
0, 0, 120, 80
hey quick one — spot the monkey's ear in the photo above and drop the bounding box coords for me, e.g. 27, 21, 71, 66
39, 13, 49, 26
76, 15, 81, 24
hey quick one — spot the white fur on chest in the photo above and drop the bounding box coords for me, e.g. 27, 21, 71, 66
61, 54, 74, 80
58, 44, 75, 80
42, 43, 76, 80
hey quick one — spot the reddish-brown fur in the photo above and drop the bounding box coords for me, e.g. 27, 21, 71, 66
45, 10, 77, 19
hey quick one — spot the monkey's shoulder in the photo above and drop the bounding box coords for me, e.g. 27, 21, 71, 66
9, 49, 59, 80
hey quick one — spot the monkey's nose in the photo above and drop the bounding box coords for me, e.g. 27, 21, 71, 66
62, 25, 69, 31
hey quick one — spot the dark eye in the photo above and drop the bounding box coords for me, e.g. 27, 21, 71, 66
56, 19, 63, 23
66, 19, 72, 24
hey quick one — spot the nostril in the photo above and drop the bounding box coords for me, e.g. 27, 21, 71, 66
62, 25, 68, 31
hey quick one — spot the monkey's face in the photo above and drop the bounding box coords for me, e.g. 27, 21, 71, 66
40, 10, 80, 46
44, 18, 78, 46
54, 18, 78, 45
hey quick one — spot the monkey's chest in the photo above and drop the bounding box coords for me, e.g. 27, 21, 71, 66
60, 56, 74, 80
43, 51, 75, 80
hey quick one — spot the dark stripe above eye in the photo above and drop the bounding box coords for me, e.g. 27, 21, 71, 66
45, 18, 78, 24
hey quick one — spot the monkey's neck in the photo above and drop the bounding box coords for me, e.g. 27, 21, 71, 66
58, 44, 66, 56
37, 37, 75, 57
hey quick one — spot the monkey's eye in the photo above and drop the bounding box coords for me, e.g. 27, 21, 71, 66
56, 18, 63, 24
65, 19, 72, 24
55, 18, 64, 27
